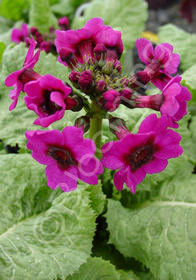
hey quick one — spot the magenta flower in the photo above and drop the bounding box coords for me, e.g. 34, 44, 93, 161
55, 17, 123, 67
136, 38, 180, 89
11, 23, 29, 44
160, 75, 192, 127
5, 35, 41, 110
25, 127, 103, 191
101, 114, 183, 193
135, 75, 191, 128
102, 89, 121, 112
24, 75, 72, 127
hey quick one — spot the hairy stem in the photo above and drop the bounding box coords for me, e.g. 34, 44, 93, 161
89, 100, 103, 159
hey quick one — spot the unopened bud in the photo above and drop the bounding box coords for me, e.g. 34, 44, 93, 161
135, 94, 163, 111
113, 60, 122, 72
58, 17, 69, 30
109, 117, 129, 140
69, 71, 81, 89
78, 70, 94, 94
93, 44, 106, 61
66, 94, 83, 112
40, 41, 52, 53
95, 80, 107, 94
74, 116, 90, 133
59, 47, 78, 69
102, 89, 120, 112
102, 61, 113, 75
128, 70, 150, 89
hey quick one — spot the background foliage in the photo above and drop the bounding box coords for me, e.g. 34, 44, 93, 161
0, 0, 195, 279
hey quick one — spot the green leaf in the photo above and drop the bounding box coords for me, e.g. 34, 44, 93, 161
0, 0, 31, 21
51, 0, 74, 16
158, 24, 196, 71
0, 154, 96, 280
72, 0, 148, 50
29, 0, 58, 33
83, 181, 106, 216
1, 43, 27, 77
0, 18, 11, 35
66, 256, 132, 280
0, 42, 6, 63
181, 64, 196, 106
34, 51, 70, 82
0, 98, 41, 149
106, 175, 196, 280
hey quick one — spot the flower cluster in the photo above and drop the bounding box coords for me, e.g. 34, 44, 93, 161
11, 17, 70, 53
5, 18, 191, 193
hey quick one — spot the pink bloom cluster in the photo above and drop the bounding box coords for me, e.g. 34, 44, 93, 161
11, 17, 70, 54
5, 17, 191, 194
55, 18, 123, 67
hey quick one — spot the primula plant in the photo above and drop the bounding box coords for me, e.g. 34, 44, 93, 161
0, 0, 196, 280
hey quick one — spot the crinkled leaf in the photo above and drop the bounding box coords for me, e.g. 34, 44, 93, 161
84, 181, 106, 216
0, 29, 12, 46
106, 175, 196, 280
181, 64, 196, 106
0, 42, 6, 63
0, 154, 96, 280
158, 24, 196, 71
0, 0, 31, 21
1, 43, 27, 77
29, 0, 58, 33
34, 51, 70, 82
66, 256, 132, 280
0, 98, 41, 149
51, 0, 74, 16
72, 0, 148, 50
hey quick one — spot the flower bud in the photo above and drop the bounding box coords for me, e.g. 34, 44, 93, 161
128, 70, 150, 89
102, 89, 120, 112
135, 94, 163, 111
58, 17, 69, 30
120, 87, 135, 109
109, 117, 130, 140
66, 94, 83, 112
102, 61, 113, 75
93, 44, 106, 61
40, 41, 52, 53
74, 116, 90, 133
59, 47, 78, 69
95, 80, 107, 94
78, 70, 94, 94
113, 60, 122, 72
69, 71, 81, 89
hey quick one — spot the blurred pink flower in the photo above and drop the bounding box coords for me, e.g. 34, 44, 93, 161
26, 126, 103, 191
5, 35, 40, 110
11, 23, 29, 44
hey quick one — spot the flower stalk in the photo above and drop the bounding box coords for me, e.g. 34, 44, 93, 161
89, 100, 104, 159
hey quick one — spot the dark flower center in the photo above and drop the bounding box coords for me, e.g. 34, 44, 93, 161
124, 139, 156, 172
40, 90, 62, 115
47, 146, 77, 170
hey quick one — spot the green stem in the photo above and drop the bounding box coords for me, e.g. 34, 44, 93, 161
89, 100, 103, 159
